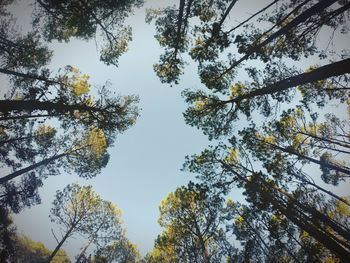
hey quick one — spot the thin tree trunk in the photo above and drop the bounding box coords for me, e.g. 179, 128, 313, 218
193, 220, 210, 263
220, 0, 341, 76
271, 195, 350, 262
0, 113, 52, 121
220, 160, 350, 260
75, 238, 95, 263
291, 171, 350, 207
47, 226, 74, 263
0, 153, 66, 184
173, 0, 186, 57
239, 211, 274, 261
264, 140, 350, 176
0, 67, 62, 85
217, 0, 238, 29
298, 131, 350, 149
227, 0, 280, 33
221, 58, 350, 105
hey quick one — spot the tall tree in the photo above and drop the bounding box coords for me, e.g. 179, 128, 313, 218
0, 65, 138, 212
147, 183, 236, 263
33, 0, 143, 66
183, 146, 350, 261
48, 183, 125, 263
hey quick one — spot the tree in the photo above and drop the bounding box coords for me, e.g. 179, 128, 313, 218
0, 66, 139, 136
91, 236, 141, 263
148, 0, 350, 86
148, 183, 236, 263
14, 235, 70, 263
146, 0, 237, 84
0, 65, 138, 212
0, 206, 16, 262
183, 59, 350, 139
33, 0, 143, 66
183, 146, 350, 261
0, 127, 109, 184
0, 207, 71, 263
48, 183, 126, 263
0, 14, 52, 72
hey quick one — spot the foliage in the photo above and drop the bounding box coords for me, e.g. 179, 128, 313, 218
147, 183, 236, 262
33, 0, 144, 66
49, 183, 125, 262
14, 235, 70, 263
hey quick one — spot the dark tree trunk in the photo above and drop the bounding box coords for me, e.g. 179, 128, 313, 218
222, 0, 343, 75
0, 153, 66, 184
223, 58, 350, 105
264, 140, 350, 176
0, 100, 101, 116
47, 226, 74, 263
0, 67, 62, 85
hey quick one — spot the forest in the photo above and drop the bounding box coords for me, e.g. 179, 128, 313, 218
0, 0, 349, 262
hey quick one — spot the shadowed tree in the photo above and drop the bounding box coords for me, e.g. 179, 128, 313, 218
33, 0, 143, 66
0, 64, 138, 212
91, 236, 141, 263
0, 127, 109, 184
147, 183, 236, 263
14, 235, 70, 263
47, 183, 125, 263
183, 146, 350, 261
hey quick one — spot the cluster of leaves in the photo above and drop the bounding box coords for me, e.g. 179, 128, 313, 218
33, 0, 144, 66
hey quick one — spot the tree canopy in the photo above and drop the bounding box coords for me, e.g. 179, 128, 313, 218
1, 0, 349, 262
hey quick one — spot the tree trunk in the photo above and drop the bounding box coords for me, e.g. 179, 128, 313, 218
227, 0, 280, 33
270, 195, 350, 262
0, 113, 52, 121
222, 0, 342, 75
262, 139, 350, 176
221, 160, 350, 258
291, 171, 350, 207
217, 0, 238, 29
47, 226, 74, 263
0, 100, 101, 116
298, 131, 350, 149
0, 152, 66, 184
223, 58, 350, 105
75, 238, 95, 263
0, 67, 62, 85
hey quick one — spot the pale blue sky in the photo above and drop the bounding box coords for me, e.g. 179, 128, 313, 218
4, 0, 349, 259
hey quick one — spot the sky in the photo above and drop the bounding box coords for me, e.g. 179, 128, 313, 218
3, 0, 349, 259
